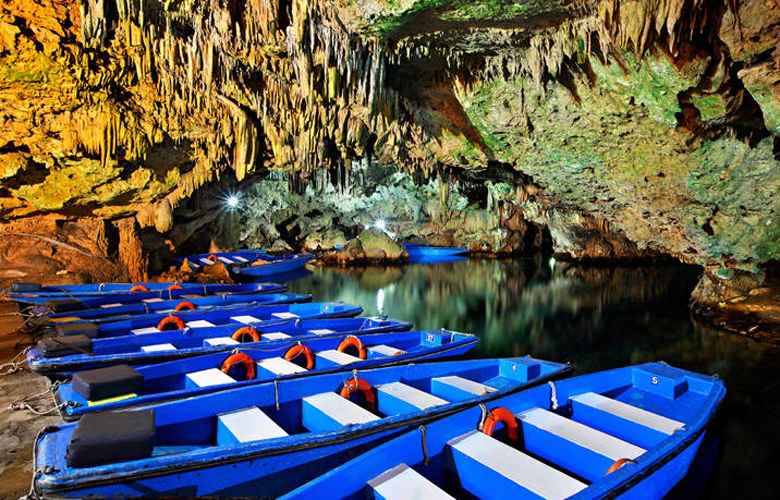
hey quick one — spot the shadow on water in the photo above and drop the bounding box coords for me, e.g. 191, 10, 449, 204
288, 256, 780, 499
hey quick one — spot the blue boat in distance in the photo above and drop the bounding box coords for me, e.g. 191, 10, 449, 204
282, 362, 725, 500
404, 243, 468, 262
33, 357, 569, 498
2, 281, 282, 299
173, 251, 269, 268
6, 282, 286, 307
27, 316, 412, 376
44, 302, 363, 339
53, 328, 471, 419
231, 254, 314, 278
39, 292, 311, 320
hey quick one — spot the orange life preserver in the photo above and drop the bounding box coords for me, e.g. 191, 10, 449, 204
167, 284, 183, 290
232, 327, 260, 343
284, 344, 315, 370
221, 352, 256, 380
606, 458, 633, 475
157, 315, 185, 331
130, 284, 149, 292
207, 254, 218, 263
481, 407, 518, 441
337, 336, 367, 359
340, 378, 375, 410
174, 301, 197, 311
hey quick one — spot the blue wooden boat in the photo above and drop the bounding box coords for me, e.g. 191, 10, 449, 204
404, 243, 468, 261
173, 251, 270, 269
6, 282, 286, 307
281, 362, 725, 500
231, 254, 314, 278
26, 317, 412, 376
53, 328, 474, 419
32, 356, 569, 498
38, 292, 311, 320
43, 302, 363, 339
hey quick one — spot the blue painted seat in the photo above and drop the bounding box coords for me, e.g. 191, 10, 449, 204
368, 464, 454, 500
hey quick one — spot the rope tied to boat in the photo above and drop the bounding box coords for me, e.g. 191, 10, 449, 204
0, 347, 30, 375
478, 403, 488, 431
419, 426, 430, 466
274, 380, 280, 411
10, 381, 74, 417
548, 381, 559, 410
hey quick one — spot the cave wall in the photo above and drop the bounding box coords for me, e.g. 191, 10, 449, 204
0, 0, 778, 323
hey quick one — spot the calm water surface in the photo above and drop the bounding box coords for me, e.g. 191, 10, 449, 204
284, 257, 780, 499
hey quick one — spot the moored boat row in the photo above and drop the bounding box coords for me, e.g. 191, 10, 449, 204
2, 249, 725, 499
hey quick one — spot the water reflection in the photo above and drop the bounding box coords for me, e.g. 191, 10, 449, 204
288, 257, 780, 498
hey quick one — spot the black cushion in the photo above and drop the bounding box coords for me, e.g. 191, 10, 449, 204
65, 410, 155, 468
36, 335, 92, 358
56, 322, 100, 338
10, 282, 42, 292
44, 299, 87, 313
72, 364, 143, 401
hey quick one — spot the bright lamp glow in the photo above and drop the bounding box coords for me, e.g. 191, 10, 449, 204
375, 219, 386, 231
225, 195, 240, 209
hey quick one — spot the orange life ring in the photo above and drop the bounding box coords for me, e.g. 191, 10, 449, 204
606, 458, 633, 475
167, 284, 183, 290
157, 315, 185, 331
284, 344, 315, 370
340, 378, 375, 410
221, 352, 256, 380
207, 254, 218, 263
337, 336, 367, 359
482, 407, 518, 441
174, 301, 196, 311
130, 284, 149, 292
232, 327, 260, 343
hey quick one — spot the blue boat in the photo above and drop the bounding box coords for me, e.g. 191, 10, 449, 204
231, 254, 314, 278
2, 281, 280, 299
53, 328, 473, 419
403, 243, 468, 262
44, 302, 363, 339
32, 356, 569, 498
6, 282, 286, 307
38, 292, 311, 320
173, 251, 270, 269
27, 317, 412, 376
282, 362, 725, 500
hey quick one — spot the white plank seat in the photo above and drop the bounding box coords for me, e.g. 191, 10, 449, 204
185, 367, 235, 389
131, 327, 161, 335
367, 344, 406, 357
203, 337, 239, 347
376, 382, 448, 416
571, 392, 684, 449
231, 315, 262, 324
315, 349, 362, 368
140, 343, 176, 352
517, 407, 646, 481
272, 312, 299, 319
308, 329, 335, 335
217, 407, 288, 445
368, 463, 455, 500
261, 332, 292, 341
233, 255, 249, 262
256, 357, 307, 377
185, 320, 216, 328
217, 257, 235, 264
448, 431, 587, 500
302, 391, 379, 432
430, 375, 496, 402
180, 294, 203, 299
142, 298, 165, 303
99, 303, 123, 308
199, 258, 215, 265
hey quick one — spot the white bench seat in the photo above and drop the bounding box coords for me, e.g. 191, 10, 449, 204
233, 255, 249, 262
377, 382, 448, 412
272, 312, 299, 319
368, 464, 455, 500
308, 328, 335, 335
131, 327, 161, 335
450, 431, 587, 500
217, 257, 234, 264
316, 349, 362, 366
203, 337, 239, 347
231, 315, 262, 324
217, 407, 288, 445
433, 375, 496, 395
262, 332, 291, 341
571, 392, 684, 435
141, 343, 176, 352
257, 357, 307, 376
302, 392, 379, 431
367, 344, 405, 357
99, 303, 123, 308
142, 298, 165, 303
184, 320, 215, 328
185, 368, 235, 388
199, 258, 215, 265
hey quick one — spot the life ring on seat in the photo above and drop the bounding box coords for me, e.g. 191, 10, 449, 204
337, 336, 367, 359
207, 254, 218, 263
221, 352, 256, 380
232, 327, 260, 343
166, 284, 183, 290
174, 301, 196, 311
284, 344, 315, 370
606, 458, 633, 475
481, 407, 518, 441
157, 315, 185, 331
340, 378, 375, 410
130, 284, 149, 292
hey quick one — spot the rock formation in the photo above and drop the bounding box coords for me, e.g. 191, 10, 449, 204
0, 0, 778, 334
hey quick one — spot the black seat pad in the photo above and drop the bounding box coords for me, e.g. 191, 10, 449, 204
36, 335, 92, 358
66, 410, 155, 468
72, 364, 143, 401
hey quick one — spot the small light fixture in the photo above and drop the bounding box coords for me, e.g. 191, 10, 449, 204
375, 219, 386, 231
225, 194, 240, 209
549, 256, 556, 271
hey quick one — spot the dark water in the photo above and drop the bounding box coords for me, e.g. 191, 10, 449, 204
285, 257, 780, 498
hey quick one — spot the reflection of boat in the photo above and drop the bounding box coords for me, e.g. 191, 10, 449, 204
232, 254, 314, 278
33, 357, 567, 498
404, 243, 468, 262
284, 362, 725, 500
247, 267, 313, 284
408, 255, 467, 265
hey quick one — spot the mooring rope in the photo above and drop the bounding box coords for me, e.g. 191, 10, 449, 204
10, 381, 72, 417
0, 348, 29, 375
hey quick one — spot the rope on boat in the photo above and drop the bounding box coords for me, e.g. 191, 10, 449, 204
478, 403, 488, 431
274, 380, 280, 411
10, 381, 71, 416
419, 426, 430, 466
0, 348, 29, 375
548, 381, 559, 410
0, 233, 111, 260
